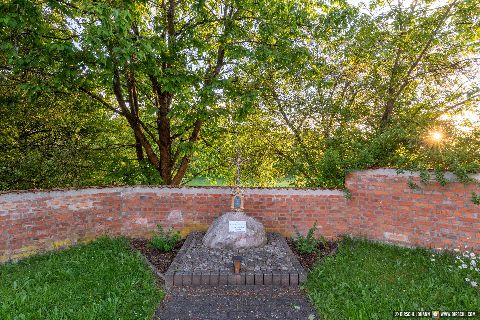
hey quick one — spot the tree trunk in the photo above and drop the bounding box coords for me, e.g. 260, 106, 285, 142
126, 70, 144, 162
170, 119, 203, 185
134, 137, 144, 162
157, 92, 173, 184
380, 98, 395, 129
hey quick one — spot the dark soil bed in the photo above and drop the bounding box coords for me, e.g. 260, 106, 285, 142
130, 238, 185, 273
131, 235, 337, 273
286, 238, 338, 270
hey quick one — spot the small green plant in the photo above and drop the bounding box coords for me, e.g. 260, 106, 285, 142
472, 192, 480, 205
434, 170, 448, 186
293, 222, 326, 254
149, 225, 181, 252
419, 170, 430, 184
407, 178, 420, 191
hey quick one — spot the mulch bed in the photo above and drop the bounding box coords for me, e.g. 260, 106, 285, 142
131, 235, 337, 274
130, 238, 185, 273
286, 238, 338, 270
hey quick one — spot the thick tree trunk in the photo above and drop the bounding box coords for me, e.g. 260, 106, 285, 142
126, 70, 144, 162
158, 93, 173, 184
380, 98, 395, 129
117, 0, 227, 186
170, 119, 203, 185
113, 68, 160, 170
134, 137, 144, 162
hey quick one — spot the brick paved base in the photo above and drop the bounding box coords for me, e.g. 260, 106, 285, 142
154, 286, 317, 320
164, 232, 307, 287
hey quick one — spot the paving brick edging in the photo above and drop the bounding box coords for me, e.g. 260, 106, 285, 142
164, 233, 307, 288
165, 270, 305, 287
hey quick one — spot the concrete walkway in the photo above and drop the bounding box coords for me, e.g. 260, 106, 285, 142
154, 286, 317, 320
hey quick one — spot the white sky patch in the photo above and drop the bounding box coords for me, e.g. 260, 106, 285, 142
346, 0, 451, 15
347, 0, 449, 6
440, 110, 480, 132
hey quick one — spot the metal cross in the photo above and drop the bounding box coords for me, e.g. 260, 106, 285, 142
234, 150, 244, 187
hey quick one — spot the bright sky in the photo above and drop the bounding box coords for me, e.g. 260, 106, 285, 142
346, 0, 450, 7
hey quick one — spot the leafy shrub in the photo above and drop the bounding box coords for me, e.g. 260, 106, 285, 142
293, 222, 326, 254
149, 225, 181, 252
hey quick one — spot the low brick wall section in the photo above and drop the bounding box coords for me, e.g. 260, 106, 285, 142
0, 169, 478, 262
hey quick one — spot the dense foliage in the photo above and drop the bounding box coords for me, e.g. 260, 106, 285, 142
244, 0, 480, 187
0, 0, 478, 189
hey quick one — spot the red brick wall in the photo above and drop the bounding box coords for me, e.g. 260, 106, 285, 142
345, 169, 480, 252
0, 169, 478, 262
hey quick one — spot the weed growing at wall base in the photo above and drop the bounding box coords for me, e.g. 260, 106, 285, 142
451, 249, 479, 289
293, 222, 327, 254
150, 225, 181, 252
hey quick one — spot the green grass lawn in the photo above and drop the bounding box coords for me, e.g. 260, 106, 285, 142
306, 237, 480, 320
186, 176, 227, 186
186, 176, 295, 187
2, 235, 478, 320
0, 238, 163, 320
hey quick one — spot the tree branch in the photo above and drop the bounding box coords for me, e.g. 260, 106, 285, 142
79, 87, 123, 115
394, 0, 457, 99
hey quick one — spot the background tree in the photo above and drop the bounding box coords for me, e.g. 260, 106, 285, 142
1, 0, 319, 185
1, 0, 478, 190
244, 0, 480, 187
0, 81, 151, 190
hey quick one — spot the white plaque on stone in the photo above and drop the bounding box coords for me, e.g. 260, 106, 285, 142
229, 220, 246, 233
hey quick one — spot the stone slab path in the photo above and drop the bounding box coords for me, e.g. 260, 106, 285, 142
154, 286, 318, 320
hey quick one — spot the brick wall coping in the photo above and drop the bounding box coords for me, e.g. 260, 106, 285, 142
352, 168, 480, 182
2, 168, 478, 202
0, 185, 344, 202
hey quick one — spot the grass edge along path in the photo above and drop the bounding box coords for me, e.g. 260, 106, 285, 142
306, 237, 480, 320
0, 237, 163, 320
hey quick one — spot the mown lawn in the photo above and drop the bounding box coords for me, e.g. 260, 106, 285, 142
0, 237, 163, 320
306, 237, 480, 320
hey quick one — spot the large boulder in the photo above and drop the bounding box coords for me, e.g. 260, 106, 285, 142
203, 211, 267, 249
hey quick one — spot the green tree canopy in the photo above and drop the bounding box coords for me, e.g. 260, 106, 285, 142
239, 0, 480, 187
0, 0, 478, 190
1, 0, 319, 186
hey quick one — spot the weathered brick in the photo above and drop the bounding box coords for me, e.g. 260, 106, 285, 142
173, 272, 183, 286
246, 272, 255, 285
272, 272, 282, 286
235, 273, 246, 285
201, 272, 210, 285
228, 273, 238, 285
219, 271, 229, 285
182, 273, 192, 286
192, 271, 202, 286
281, 273, 290, 286
1, 169, 480, 263
289, 273, 299, 286
164, 272, 174, 287
263, 272, 273, 285
209, 271, 219, 285
254, 273, 264, 285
